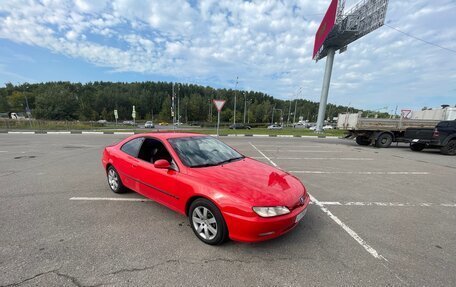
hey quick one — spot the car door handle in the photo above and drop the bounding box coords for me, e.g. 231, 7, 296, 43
132, 163, 138, 168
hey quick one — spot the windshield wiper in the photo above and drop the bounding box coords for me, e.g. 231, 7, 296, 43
191, 163, 219, 168
217, 156, 245, 165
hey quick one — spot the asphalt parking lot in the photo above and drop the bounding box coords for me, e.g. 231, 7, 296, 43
1, 134, 455, 286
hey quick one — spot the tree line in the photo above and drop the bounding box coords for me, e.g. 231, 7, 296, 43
0, 81, 377, 124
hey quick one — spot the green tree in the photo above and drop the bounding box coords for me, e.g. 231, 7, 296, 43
34, 84, 78, 120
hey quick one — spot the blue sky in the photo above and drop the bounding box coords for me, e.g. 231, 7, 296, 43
0, 0, 455, 112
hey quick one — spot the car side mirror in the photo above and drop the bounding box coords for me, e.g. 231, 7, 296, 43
154, 159, 171, 169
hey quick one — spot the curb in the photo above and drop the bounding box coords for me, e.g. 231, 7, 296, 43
2, 131, 341, 139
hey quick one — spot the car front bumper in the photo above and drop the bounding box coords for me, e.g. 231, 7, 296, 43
224, 194, 310, 242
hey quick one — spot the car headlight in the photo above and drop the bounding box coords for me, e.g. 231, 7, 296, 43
252, 206, 290, 217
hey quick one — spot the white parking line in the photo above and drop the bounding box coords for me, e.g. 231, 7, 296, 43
70, 197, 151, 202
46, 131, 71, 134
0, 151, 8, 153
253, 145, 323, 148
249, 142, 387, 262
7, 131, 35, 134
251, 157, 374, 161
81, 131, 104, 135
262, 150, 342, 152
290, 171, 429, 175
114, 132, 135, 135
320, 201, 456, 207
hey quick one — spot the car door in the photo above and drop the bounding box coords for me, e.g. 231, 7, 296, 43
116, 137, 145, 191
134, 138, 181, 211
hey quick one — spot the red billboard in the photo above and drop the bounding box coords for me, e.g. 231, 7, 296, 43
313, 0, 338, 59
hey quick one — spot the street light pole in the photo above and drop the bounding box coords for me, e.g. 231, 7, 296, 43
287, 99, 292, 126
177, 84, 180, 125
293, 99, 297, 124
271, 105, 275, 124
233, 76, 238, 128
243, 92, 247, 124
172, 83, 175, 130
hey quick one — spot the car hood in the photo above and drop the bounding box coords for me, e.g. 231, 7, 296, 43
187, 158, 305, 208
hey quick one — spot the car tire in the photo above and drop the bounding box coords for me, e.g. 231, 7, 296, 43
410, 143, 425, 152
375, 133, 393, 148
440, 139, 456, 155
355, 136, 370, 146
107, 166, 127, 193
189, 198, 228, 245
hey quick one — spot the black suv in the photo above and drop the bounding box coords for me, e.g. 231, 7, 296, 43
406, 120, 456, 155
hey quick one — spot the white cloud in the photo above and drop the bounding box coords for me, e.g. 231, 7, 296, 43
0, 0, 455, 110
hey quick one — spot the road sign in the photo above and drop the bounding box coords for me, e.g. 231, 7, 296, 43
114, 109, 118, 119
212, 100, 226, 136
213, 100, 226, 112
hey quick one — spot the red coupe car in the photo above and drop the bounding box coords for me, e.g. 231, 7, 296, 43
101, 133, 310, 244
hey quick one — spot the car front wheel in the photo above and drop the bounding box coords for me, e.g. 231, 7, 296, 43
189, 199, 228, 245
441, 139, 456, 155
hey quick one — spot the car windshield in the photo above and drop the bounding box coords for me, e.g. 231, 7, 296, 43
168, 136, 244, 167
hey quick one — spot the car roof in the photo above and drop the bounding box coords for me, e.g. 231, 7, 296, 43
134, 132, 207, 140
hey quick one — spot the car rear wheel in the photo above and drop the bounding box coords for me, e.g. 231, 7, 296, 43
410, 143, 425, 152
440, 140, 456, 155
189, 199, 228, 245
107, 166, 127, 193
375, 133, 393, 148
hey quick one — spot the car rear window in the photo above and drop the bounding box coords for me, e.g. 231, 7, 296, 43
121, 137, 145, 157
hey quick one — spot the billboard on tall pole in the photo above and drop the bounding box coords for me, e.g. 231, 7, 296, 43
313, 0, 389, 132
312, 0, 338, 60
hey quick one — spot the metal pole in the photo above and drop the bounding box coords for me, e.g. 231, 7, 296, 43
172, 83, 175, 130
177, 84, 180, 125
315, 48, 335, 132
233, 77, 238, 128
243, 93, 247, 124
271, 106, 275, 124
293, 100, 297, 124
217, 110, 221, 137
287, 99, 292, 126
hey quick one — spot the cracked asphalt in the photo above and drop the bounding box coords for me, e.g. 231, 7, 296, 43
0, 134, 455, 286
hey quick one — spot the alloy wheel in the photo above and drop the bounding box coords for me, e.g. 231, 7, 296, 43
108, 169, 119, 191
192, 206, 217, 240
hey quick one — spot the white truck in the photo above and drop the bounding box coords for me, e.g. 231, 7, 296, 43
337, 107, 456, 148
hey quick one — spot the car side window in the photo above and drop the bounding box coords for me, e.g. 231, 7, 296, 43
120, 137, 145, 157
137, 138, 178, 170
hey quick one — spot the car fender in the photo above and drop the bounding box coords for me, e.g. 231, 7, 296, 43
442, 133, 456, 145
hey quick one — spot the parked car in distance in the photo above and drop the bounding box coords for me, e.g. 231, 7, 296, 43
159, 122, 169, 126
229, 123, 251, 129
406, 120, 456, 155
97, 119, 107, 124
267, 124, 282, 130
308, 126, 316, 131
323, 125, 334, 130
174, 122, 183, 126
101, 133, 310, 244
122, 120, 135, 126
144, 121, 154, 128
293, 122, 308, 128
